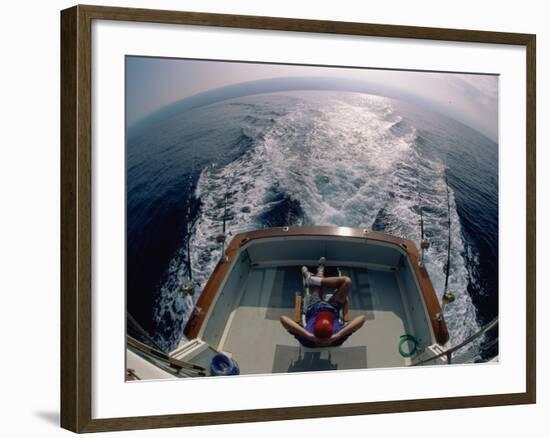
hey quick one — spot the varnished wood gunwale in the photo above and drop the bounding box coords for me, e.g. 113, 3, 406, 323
184, 226, 449, 344
60, 4, 536, 432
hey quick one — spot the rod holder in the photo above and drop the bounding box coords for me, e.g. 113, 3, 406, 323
216, 233, 227, 262
181, 283, 195, 297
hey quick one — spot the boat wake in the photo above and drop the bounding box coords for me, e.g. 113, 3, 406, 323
152, 91, 482, 353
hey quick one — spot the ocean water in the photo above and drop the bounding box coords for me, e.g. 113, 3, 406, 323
127, 90, 498, 355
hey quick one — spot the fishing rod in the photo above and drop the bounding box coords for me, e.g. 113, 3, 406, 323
181, 208, 195, 297
423, 170, 455, 323
418, 192, 429, 267
215, 158, 243, 262
181, 152, 197, 298
185, 169, 194, 282
216, 192, 229, 262
440, 171, 455, 317
420, 202, 424, 241
223, 192, 228, 236
186, 232, 192, 281
444, 172, 452, 292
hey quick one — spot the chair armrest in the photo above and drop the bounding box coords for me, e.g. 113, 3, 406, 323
294, 293, 302, 324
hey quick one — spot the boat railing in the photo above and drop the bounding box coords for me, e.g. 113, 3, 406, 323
127, 336, 207, 377
126, 312, 207, 377
412, 318, 498, 366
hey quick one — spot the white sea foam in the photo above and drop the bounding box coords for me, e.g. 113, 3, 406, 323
262, 93, 414, 227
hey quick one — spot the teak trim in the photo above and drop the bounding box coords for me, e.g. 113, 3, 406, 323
60, 4, 536, 433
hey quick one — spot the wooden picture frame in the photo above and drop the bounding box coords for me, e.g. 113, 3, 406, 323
60, 4, 536, 433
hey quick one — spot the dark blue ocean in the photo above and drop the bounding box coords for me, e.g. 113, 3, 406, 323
127, 89, 498, 355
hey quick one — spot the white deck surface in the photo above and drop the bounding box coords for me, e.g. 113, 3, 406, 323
219, 266, 411, 375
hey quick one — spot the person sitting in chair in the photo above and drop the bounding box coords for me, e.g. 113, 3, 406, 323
280, 268, 366, 348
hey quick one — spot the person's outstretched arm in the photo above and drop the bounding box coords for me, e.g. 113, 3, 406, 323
280, 315, 315, 342
330, 315, 367, 343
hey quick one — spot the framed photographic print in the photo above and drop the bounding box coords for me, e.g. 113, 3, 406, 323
60, 4, 536, 433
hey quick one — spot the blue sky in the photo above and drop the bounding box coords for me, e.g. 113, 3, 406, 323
126, 56, 498, 141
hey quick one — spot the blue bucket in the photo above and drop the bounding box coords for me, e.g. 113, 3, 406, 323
210, 354, 240, 376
